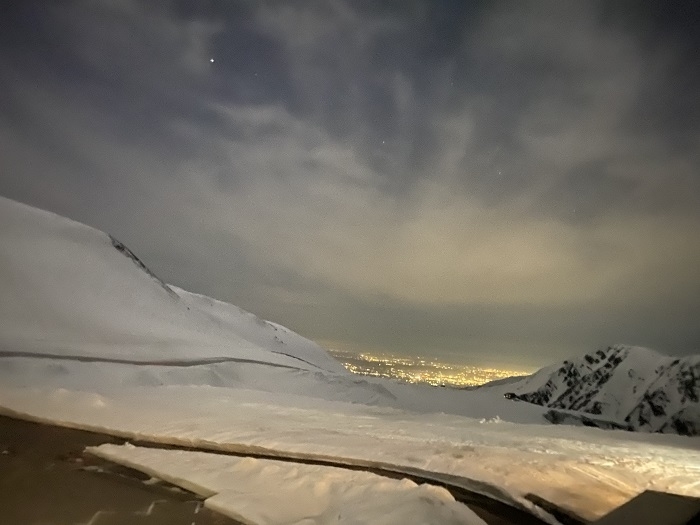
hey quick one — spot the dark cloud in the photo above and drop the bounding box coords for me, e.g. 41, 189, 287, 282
1, 0, 699, 367
538, 160, 641, 223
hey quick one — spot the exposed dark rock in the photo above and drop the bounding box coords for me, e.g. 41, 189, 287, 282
505, 345, 700, 436
109, 235, 179, 299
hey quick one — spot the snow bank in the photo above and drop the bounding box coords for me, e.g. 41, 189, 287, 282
3, 383, 700, 522
88, 444, 487, 525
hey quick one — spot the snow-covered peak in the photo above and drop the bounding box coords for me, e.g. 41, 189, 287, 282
0, 195, 344, 373
492, 344, 700, 435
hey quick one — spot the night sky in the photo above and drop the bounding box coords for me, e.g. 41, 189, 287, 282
1, 1, 699, 367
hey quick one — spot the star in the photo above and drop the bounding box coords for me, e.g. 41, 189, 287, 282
209, 58, 215, 63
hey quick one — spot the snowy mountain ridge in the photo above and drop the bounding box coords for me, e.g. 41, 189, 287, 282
0, 195, 343, 373
498, 344, 700, 435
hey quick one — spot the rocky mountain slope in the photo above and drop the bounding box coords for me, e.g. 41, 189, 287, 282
497, 344, 700, 435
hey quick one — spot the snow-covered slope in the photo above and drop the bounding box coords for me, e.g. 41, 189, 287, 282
3, 196, 700, 522
487, 344, 700, 435
88, 444, 488, 525
170, 286, 343, 373
0, 195, 343, 373
3, 195, 698, 437
0, 195, 546, 421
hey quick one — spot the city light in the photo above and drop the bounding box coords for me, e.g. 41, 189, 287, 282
328, 350, 523, 388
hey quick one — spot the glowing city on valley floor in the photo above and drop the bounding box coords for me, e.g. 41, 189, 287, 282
328, 350, 527, 388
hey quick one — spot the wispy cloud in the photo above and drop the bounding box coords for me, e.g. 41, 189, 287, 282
1, 0, 698, 364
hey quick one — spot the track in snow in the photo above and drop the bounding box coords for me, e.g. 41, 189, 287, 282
0, 351, 308, 370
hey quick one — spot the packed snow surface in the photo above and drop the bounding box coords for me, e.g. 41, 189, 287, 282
88, 444, 487, 525
1, 195, 700, 524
